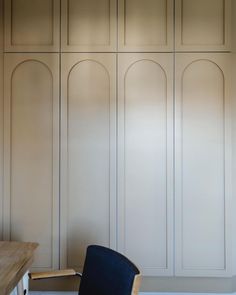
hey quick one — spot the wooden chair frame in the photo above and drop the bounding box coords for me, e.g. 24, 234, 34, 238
29, 268, 141, 295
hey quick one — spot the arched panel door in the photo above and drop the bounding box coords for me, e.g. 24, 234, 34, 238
118, 53, 174, 276
0, 0, 3, 240
60, 53, 116, 270
175, 53, 232, 277
4, 54, 59, 271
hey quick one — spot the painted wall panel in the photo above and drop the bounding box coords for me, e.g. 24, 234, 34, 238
4, 54, 59, 271
175, 0, 231, 51
60, 54, 116, 269
231, 0, 236, 277
118, 0, 173, 52
118, 53, 173, 276
175, 54, 232, 277
61, 0, 117, 52
0, 0, 3, 240
4, 0, 60, 52
1, 0, 234, 282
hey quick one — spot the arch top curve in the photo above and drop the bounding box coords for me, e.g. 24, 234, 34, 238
124, 59, 168, 81
67, 59, 110, 83
182, 59, 225, 82
11, 59, 53, 82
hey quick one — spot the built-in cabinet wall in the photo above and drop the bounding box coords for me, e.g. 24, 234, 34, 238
1, 0, 233, 281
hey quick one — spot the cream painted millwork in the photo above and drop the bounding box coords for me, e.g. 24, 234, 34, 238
118, 53, 174, 276
60, 53, 116, 269
232, 0, 236, 277
61, 0, 117, 52
3, 0, 233, 53
175, 53, 232, 277
118, 0, 174, 52
4, 0, 60, 52
1, 0, 234, 282
3, 54, 59, 271
175, 0, 231, 52
0, 0, 3, 240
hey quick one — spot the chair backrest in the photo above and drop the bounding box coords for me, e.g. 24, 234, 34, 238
79, 245, 141, 295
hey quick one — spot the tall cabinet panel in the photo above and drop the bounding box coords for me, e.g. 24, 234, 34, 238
175, 53, 232, 277
3, 54, 59, 271
0, 0, 3, 240
61, 0, 117, 52
118, 53, 174, 276
118, 0, 174, 52
175, 0, 231, 51
4, 0, 60, 52
60, 54, 116, 270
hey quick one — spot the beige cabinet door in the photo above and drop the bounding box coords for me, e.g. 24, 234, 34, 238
61, 0, 117, 52
4, 0, 60, 52
175, 0, 231, 51
175, 53, 232, 277
60, 53, 116, 270
0, 0, 3, 240
3, 54, 60, 271
118, 0, 174, 52
118, 53, 174, 276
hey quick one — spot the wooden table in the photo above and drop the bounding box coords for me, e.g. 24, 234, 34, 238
0, 241, 38, 295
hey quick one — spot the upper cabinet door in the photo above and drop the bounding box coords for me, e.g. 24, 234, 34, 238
61, 0, 117, 52
4, 0, 60, 52
3, 53, 59, 271
175, 53, 232, 277
118, 53, 174, 276
118, 0, 174, 52
175, 0, 231, 51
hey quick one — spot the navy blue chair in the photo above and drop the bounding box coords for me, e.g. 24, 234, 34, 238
29, 245, 141, 295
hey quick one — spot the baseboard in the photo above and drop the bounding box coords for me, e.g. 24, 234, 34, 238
30, 277, 234, 293
29, 293, 236, 295
142, 294, 236, 295
141, 294, 235, 295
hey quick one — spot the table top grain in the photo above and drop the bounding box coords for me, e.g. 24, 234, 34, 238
0, 241, 38, 295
